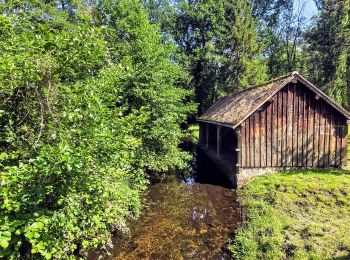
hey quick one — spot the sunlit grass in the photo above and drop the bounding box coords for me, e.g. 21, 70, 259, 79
230, 128, 350, 259
229, 169, 350, 259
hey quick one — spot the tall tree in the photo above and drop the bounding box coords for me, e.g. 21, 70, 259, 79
305, 0, 350, 108
255, 0, 309, 78
165, 0, 268, 114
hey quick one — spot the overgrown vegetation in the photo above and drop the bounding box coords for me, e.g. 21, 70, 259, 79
0, 1, 194, 258
1, 0, 349, 259
229, 170, 350, 259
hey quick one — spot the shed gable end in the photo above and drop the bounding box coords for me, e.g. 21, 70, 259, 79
241, 83, 348, 168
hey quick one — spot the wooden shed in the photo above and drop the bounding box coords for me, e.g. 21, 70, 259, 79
198, 71, 350, 187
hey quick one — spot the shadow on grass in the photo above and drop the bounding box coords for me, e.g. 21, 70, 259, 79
276, 168, 350, 176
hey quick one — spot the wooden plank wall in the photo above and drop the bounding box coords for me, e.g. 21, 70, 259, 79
241, 83, 348, 168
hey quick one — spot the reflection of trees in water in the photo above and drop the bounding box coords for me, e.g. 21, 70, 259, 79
113, 180, 240, 259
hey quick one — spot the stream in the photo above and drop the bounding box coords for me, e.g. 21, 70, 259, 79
89, 148, 242, 259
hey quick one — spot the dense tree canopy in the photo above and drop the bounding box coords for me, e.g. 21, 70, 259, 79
146, 0, 268, 114
305, 0, 350, 107
0, 0, 194, 258
144, 0, 349, 110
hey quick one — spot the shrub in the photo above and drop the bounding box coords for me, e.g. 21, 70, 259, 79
0, 1, 194, 258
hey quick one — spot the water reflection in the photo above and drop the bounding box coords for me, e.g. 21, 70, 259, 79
111, 181, 240, 259
89, 145, 240, 259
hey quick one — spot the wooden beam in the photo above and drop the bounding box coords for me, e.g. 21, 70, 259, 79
235, 127, 242, 174
341, 124, 348, 167
217, 125, 221, 159
205, 124, 209, 149
241, 122, 246, 167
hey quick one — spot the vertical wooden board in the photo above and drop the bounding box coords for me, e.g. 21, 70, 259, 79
324, 107, 330, 166
280, 88, 285, 166
329, 111, 334, 166
341, 123, 348, 167
252, 114, 256, 167
307, 94, 314, 166
334, 116, 340, 166
329, 112, 337, 166
268, 105, 272, 167
241, 122, 246, 167
285, 87, 290, 166
319, 102, 325, 167
260, 109, 266, 167
282, 87, 288, 166
327, 112, 332, 166
308, 98, 316, 166
254, 112, 260, 167
286, 85, 293, 166
313, 101, 320, 166
284, 88, 288, 166
297, 87, 303, 166
244, 120, 248, 167
344, 124, 348, 167
272, 93, 278, 166
292, 84, 298, 166
250, 115, 255, 167
249, 116, 253, 167
304, 92, 309, 166
245, 118, 250, 167
301, 92, 307, 166
278, 91, 283, 166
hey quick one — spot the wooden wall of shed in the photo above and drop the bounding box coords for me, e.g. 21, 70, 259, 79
241, 83, 348, 168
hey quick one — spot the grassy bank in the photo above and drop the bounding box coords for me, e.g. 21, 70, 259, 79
229, 169, 350, 259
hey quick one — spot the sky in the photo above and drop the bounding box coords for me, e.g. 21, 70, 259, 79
293, 0, 319, 21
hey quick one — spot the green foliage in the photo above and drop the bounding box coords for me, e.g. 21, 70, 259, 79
144, 0, 268, 114
0, 0, 194, 258
305, 0, 350, 108
229, 169, 350, 259
177, 0, 268, 113
187, 125, 199, 143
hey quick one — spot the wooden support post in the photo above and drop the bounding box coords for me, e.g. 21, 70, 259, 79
341, 124, 348, 167
236, 127, 242, 174
198, 123, 203, 145
205, 124, 210, 149
217, 125, 221, 158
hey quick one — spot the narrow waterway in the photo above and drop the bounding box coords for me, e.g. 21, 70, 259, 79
89, 148, 241, 259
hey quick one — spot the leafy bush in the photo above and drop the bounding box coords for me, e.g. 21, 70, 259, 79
0, 0, 194, 258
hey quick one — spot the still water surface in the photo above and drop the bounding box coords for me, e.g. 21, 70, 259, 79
90, 150, 241, 259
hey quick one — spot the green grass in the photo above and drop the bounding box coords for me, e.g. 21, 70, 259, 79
229, 169, 350, 260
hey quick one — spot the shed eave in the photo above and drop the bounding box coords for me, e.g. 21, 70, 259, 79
197, 119, 234, 128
